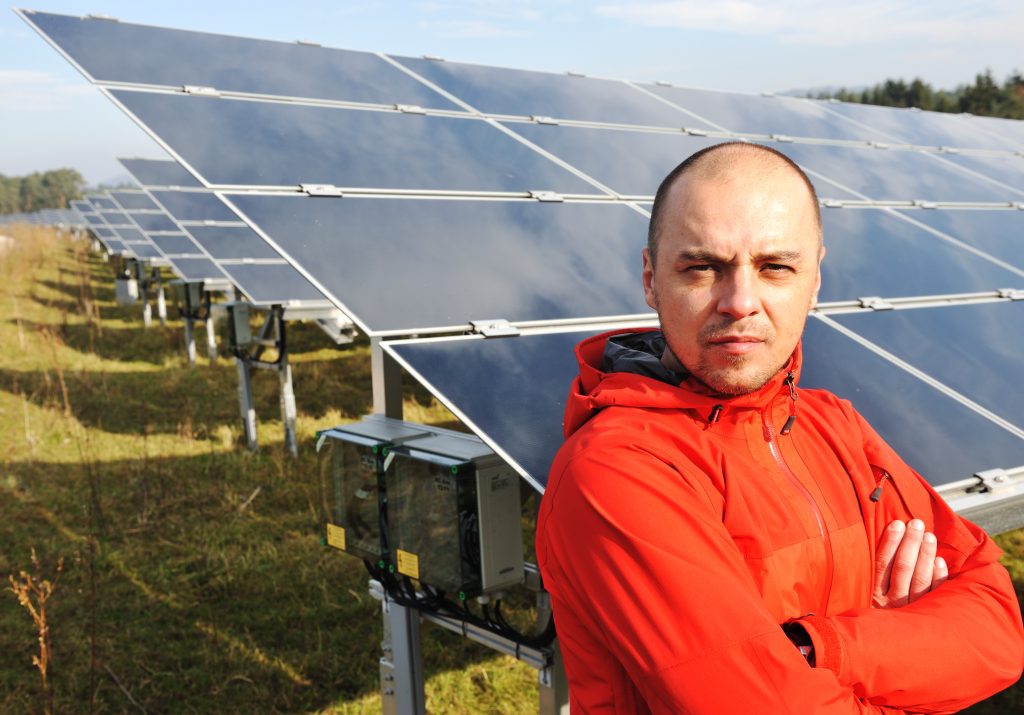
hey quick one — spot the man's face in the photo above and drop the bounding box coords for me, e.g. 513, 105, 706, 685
643, 165, 824, 395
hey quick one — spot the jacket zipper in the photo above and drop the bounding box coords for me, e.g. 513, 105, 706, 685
762, 405, 835, 612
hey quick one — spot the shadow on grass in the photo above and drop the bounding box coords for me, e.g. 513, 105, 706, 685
0, 450, 524, 714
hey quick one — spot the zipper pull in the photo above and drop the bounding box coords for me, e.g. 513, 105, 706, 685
780, 372, 798, 435
708, 404, 723, 424
870, 470, 891, 502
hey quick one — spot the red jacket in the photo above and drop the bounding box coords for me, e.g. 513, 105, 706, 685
536, 328, 1023, 714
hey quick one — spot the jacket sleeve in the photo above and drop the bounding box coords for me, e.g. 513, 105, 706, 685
539, 445, 906, 714
792, 410, 1024, 713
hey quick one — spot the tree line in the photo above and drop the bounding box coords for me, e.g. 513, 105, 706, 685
812, 69, 1024, 120
0, 168, 86, 216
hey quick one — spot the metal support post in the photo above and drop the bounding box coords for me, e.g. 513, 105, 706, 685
370, 336, 403, 419
275, 308, 298, 458
206, 308, 218, 363
380, 596, 425, 715
183, 314, 197, 366
138, 261, 152, 327
156, 276, 167, 326
236, 355, 258, 452
538, 641, 570, 714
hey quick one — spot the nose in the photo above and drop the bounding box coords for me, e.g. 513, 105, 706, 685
716, 268, 761, 319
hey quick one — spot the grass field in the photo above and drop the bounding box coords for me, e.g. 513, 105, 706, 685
0, 226, 1020, 713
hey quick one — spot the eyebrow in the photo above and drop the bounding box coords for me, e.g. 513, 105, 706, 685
672, 248, 804, 264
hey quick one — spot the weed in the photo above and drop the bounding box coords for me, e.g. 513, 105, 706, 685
8, 549, 64, 715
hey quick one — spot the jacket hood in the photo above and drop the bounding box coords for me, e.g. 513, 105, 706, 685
563, 327, 803, 437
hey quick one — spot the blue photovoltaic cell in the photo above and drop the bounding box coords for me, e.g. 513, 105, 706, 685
819, 209, 1022, 301
820, 101, 1017, 152
165, 257, 228, 282
505, 123, 858, 199
149, 191, 239, 222
393, 56, 717, 129
184, 225, 279, 260
100, 211, 131, 225
123, 242, 163, 260
639, 84, 888, 142
89, 197, 118, 210
781, 143, 1020, 203
111, 90, 599, 194
92, 227, 115, 238
941, 153, 1024, 196
149, 233, 204, 256
229, 195, 653, 333
217, 262, 327, 305
110, 191, 158, 210
829, 302, 1024, 430
892, 209, 1024, 271
105, 239, 127, 253
119, 158, 202, 187
966, 116, 1024, 151
113, 227, 146, 242
23, 11, 460, 110
131, 213, 180, 233
389, 319, 1024, 490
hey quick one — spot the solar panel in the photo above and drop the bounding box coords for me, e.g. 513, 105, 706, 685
226, 194, 653, 334
184, 225, 282, 260
147, 233, 205, 257
23, 10, 459, 109
391, 56, 718, 129
109, 190, 159, 211
148, 191, 240, 222
817, 208, 1023, 302
118, 157, 202, 187
215, 262, 327, 305
110, 90, 602, 194
828, 302, 1024, 430
941, 152, 1024, 194
819, 100, 1020, 152
638, 84, 889, 142
894, 208, 1024, 270
386, 318, 1024, 492
129, 212, 180, 233
780, 143, 1024, 202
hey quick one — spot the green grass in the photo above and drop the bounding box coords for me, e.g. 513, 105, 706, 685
0, 226, 1020, 713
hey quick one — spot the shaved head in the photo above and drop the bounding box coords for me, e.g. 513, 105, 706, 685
648, 143, 822, 263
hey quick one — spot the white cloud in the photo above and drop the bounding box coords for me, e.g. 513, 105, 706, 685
0, 69, 94, 109
596, 0, 1024, 47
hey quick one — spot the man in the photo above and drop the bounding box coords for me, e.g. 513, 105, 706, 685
536, 142, 1024, 713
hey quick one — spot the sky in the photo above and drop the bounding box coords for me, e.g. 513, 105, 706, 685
1, 0, 1022, 185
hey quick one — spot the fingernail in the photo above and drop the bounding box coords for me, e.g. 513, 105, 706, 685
935, 557, 947, 570
923, 532, 936, 544
909, 519, 925, 531
890, 520, 905, 532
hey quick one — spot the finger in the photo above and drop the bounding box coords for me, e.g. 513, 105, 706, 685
932, 556, 948, 590
888, 519, 926, 605
909, 531, 937, 601
873, 520, 905, 597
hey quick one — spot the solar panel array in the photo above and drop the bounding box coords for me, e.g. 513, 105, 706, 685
116, 158, 332, 306
0, 207, 83, 227
21, 11, 1024, 510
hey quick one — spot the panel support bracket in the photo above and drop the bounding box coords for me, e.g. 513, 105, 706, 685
470, 319, 520, 338
530, 190, 564, 203
182, 85, 221, 97
858, 296, 895, 311
998, 288, 1024, 301
300, 183, 345, 197
971, 468, 1013, 495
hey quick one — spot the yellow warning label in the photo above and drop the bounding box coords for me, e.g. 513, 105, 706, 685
396, 549, 420, 580
326, 523, 346, 551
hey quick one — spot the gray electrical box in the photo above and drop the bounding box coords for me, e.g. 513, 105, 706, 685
317, 416, 524, 598
115, 277, 139, 304
223, 301, 252, 349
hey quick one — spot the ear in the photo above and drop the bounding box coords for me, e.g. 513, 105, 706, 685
642, 247, 658, 310
810, 245, 826, 307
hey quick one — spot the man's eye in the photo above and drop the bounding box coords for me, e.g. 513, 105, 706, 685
763, 263, 793, 273
686, 264, 715, 272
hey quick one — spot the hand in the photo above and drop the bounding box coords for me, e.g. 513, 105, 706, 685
872, 519, 948, 609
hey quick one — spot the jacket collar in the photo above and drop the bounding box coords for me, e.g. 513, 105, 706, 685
564, 328, 802, 437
